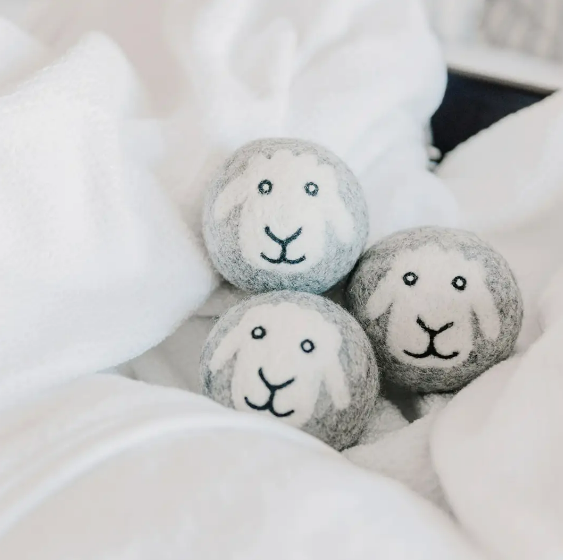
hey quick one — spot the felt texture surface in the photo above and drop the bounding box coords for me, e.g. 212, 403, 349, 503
346, 226, 523, 393
203, 138, 369, 294
200, 290, 379, 451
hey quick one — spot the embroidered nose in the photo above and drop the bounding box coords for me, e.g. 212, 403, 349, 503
265, 226, 302, 246
260, 226, 306, 265
244, 368, 295, 418
416, 317, 454, 336
403, 316, 459, 360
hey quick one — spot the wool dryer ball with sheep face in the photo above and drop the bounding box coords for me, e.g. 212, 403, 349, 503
346, 227, 523, 393
202, 138, 369, 294
200, 291, 379, 451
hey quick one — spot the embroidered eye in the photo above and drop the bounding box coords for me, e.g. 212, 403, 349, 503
301, 339, 315, 353
251, 326, 266, 339
258, 180, 272, 195
304, 182, 319, 197
452, 276, 467, 291
403, 272, 418, 286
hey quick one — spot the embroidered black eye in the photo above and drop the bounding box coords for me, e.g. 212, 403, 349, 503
304, 182, 319, 197
403, 272, 418, 286
301, 339, 315, 353
251, 326, 266, 339
452, 276, 467, 291
258, 180, 272, 195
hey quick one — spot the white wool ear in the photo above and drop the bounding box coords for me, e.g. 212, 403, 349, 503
472, 288, 501, 341
213, 175, 250, 222
365, 274, 395, 320
323, 189, 355, 244
209, 326, 243, 372
323, 359, 351, 410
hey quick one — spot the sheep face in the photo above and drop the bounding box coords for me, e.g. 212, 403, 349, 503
200, 291, 379, 450
346, 227, 523, 393
203, 139, 369, 294
370, 246, 499, 369
210, 302, 348, 427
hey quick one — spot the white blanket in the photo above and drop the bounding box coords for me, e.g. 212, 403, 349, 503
0, 1, 488, 558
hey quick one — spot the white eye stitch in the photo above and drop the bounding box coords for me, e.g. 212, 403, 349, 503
213, 150, 355, 272
366, 245, 501, 369
208, 302, 351, 428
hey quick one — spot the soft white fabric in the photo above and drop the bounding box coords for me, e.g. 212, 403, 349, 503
0, 373, 483, 560
24, 0, 455, 246
0, 20, 213, 405
345, 411, 449, 509
428, 88, 563, 559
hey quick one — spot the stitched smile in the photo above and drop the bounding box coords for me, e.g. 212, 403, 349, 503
244, 367, 295, 418
404, 317, 460, 360
260, 226, 306, 265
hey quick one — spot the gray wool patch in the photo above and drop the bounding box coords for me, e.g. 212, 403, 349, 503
200, 290, 379, 451
346, 226, 523, 393
202, 138, 369, 294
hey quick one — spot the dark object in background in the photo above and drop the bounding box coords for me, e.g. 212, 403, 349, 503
431, 70, 554, 159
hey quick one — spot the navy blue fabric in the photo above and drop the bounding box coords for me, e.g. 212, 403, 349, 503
431, 71, 553, 158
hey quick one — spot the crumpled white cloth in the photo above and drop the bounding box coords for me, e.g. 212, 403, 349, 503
0, 18, 213, 405
25, 0, 456, 243
430, 90, 563, 559
0, 373, 481, 560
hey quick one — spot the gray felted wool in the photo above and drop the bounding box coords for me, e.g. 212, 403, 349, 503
200, 290, 379, 451
202, 138, 369, 294
346, 226, 523, 393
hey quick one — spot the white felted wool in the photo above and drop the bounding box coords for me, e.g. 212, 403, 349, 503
0, 32, 214, 402
347, 226, 523, 393
203, 138, 369, 294
200, 291, 379, 451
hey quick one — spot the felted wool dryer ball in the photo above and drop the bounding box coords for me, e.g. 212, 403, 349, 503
346, 226, 523, 393
200, 291, 379, 451
202, 138, 369, 294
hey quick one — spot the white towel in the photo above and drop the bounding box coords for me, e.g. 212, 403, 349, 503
0, 22, 214, 405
